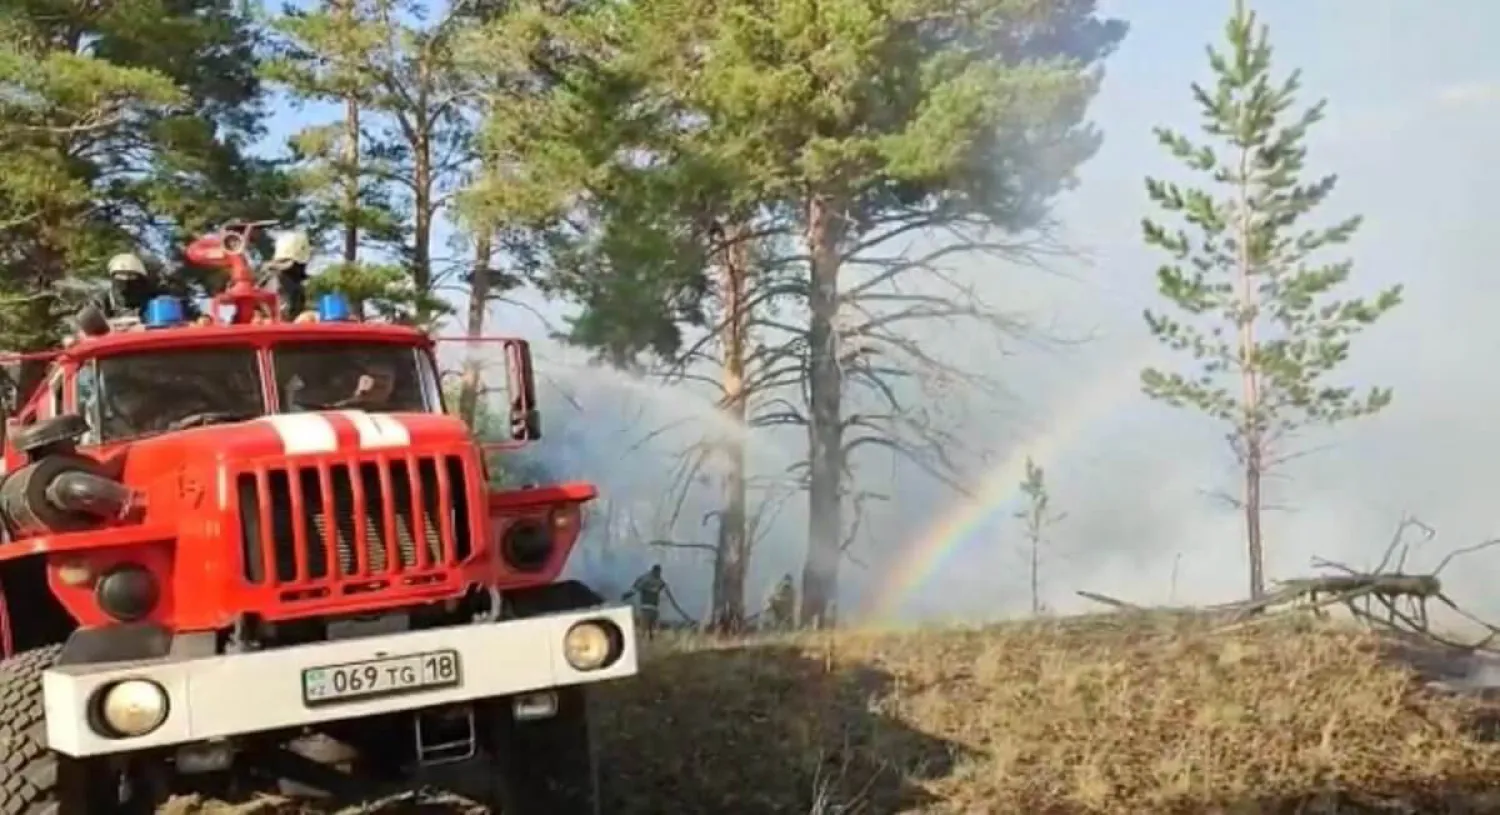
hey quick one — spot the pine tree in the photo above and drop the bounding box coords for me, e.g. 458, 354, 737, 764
1140, 1, 1403, 599
0, 0, 287, 393
0, 34, 180, 353
264, 0, 401, 310
463, 0, 1127, 627
1015, 457, 1065, 615
264, 0, 459, 326
459, 1, 765, 627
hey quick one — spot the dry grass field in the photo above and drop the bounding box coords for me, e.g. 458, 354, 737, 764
166, 614, 1500, 814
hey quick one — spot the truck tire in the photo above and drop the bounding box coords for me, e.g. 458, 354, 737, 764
0, 644, 64, 815
0, 644, 149, 815
484, 687, 600, 815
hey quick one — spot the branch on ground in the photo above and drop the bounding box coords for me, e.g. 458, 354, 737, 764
1076, 514, 1500, 653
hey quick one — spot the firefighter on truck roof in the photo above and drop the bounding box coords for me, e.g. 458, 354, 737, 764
101, 251, 204, 326
262, 229, 314, 321
104, 252, 154, 320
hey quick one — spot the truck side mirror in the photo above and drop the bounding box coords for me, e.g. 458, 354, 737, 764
504, 339, 542, 442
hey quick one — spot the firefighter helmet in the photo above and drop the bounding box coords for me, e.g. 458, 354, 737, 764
107, 253, 147, 278
272, 231, 312, 265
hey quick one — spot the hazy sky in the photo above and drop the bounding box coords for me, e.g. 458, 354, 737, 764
263, 2, 1500, 623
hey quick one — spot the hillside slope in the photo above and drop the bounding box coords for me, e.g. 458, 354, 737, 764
175, 617, 1500, 814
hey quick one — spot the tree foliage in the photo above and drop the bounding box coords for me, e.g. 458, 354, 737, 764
460, 0, 1126, 625
265, 0, 469, 326
1140, 0, 1402, 598
456, 1, 718, 362
306, 261, 444, 325
0, 0, 291, 358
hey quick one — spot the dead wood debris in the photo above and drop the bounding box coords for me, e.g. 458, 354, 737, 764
1077, 514, 1500, 654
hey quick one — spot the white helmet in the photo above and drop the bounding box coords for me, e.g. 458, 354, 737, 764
107, 253, 146, 277
272, 231, 312, 265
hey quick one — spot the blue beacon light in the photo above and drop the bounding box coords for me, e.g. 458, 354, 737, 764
143, 296, 185, 329
317, 293, 353, 322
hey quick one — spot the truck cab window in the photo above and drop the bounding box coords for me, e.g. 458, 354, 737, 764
275, 342, 429, 414
96, 348, 264, 441
76, 361, 100, 445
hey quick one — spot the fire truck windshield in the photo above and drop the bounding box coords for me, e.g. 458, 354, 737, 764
85, 347, 265, 442
274, 342, 432, 414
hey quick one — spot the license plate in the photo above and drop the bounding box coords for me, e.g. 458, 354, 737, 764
301, 649, 462, 707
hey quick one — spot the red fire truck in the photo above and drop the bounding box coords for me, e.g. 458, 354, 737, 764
0, 222, 636, 813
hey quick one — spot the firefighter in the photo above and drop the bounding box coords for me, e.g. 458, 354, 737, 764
104, 252, 157, 320
765, 573, 796, 631
621, 564, 674, 640
100, 252, 206, 325
263, 230, 312, 320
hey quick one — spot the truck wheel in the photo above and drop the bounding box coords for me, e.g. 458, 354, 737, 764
0, 644, 151, 815
484, 687, 600, 815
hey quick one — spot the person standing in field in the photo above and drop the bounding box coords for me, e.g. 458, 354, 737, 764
622, 564, 675, 640
765, 573, 796, 631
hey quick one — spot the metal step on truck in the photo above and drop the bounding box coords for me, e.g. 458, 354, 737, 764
0, 220, 637, 814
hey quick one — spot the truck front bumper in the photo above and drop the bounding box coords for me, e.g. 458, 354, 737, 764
42, 605, 638, 758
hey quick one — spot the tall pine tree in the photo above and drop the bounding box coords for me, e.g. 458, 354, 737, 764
462, 0, 1126, 626
1140, 1, 1402, 599
619, 0, 1125, 625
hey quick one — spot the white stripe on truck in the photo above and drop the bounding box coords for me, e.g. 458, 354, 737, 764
336, 410, 410, 449
259, 413, 339, 454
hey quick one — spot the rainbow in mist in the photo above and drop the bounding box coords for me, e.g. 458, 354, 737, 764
861, 347, 1163, 622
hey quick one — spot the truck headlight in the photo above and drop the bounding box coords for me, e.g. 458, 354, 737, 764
562, 620, 623, 672
94, 679, 169, 738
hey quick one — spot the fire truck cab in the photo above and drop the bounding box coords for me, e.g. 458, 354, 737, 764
0, 224, 635, 814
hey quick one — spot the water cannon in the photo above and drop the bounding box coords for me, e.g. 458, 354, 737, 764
183, 220, 274, 268
184, 220, 280, 324
220, 228, 253, 256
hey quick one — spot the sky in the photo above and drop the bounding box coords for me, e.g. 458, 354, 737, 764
261, 1, 1500, 623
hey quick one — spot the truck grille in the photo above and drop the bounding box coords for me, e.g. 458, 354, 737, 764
237, 455, 474, 588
